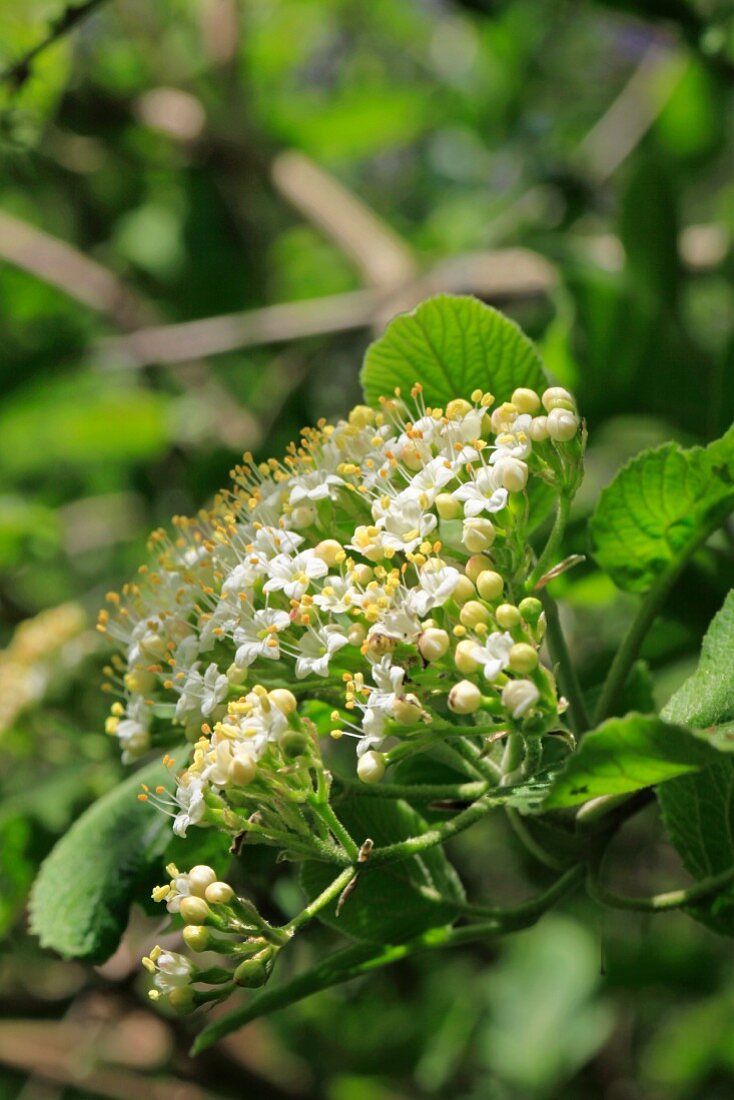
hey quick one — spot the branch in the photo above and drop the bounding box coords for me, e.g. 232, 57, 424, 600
0, 0, 110, 89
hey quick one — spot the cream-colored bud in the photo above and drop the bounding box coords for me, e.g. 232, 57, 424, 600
511, 388, 541, 414
314, 539, 344, 566
357, 750, 386, 784
546, 407, 579, 442
462, 518, 496, 553
542, 386, 575, 412
183, 925, 211, 952
188, 865, 217, 897
347, 622, 367, 646
226, 662, 248, 685
465, 554, 493, 583
490, 402, 518, 433
502, 678, 540, 718
168, 987, 196, 1013
435, 492, 461, 520
452, 575, 476, 605
291, 504, 316, 528
495, 603, 522, 630
418, 627, 450, 662
392, 694, 424, 724
509, 643, 539, 673
497, 458, 528, 493
529, 416, 549, 442
351, 563, 373, 586
349, 404, 375, 428
476, 571, 503, 601
446, 397, 473, 419
205, 881, 235, 905
229, 753, 257, 786
448, 679, 482, 715
365, 633, 397, 658
180, 896, 211, 925
460, 600, 491, 629
455, 639, 482, 674
269, 688, 297, 715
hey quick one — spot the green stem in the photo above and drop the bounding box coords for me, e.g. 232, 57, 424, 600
526, 494, 571, 592
1, 0, 110, 86
283, 867, 357, 934
334, 777, 490, 802
586, 863, 734, 913
367, 792, 498, 867
420, 864, 584, 924
540, 590, 590, 734
505, 807, 567, 871
313, 801, 360, 861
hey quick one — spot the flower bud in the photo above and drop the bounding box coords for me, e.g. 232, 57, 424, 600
400, 444, 424, 472
205, 881, 235, 905
234, 953, 272, 988
502, 678, 540, 718
435, 493, 461, 520
508, 643, 539, 673
519, 597, 543, 625
418, 627, 450, 662
497, 458, 528, 493
226, 662, 248, 685
446, 398, 473, 419
460, 600, 491, 629
351, 563, 373, 585
180, 896, 212, 925
546, 407, 579, 442
269, 688, 297, 715
348, 622, 367, 646
542, 387, 575, 412
455, 639, 482, 674
314, 539, 344, 566
290, 504, 317, 528
229, 752, 257, 786
495, 603, 521, 630
511, 388, 541, 414
365, 632, 397, 659
281, 730, 309, 758
452, 575, 476, 605
392, 694, 424, 724
183, 925, 211, 952
168, 986, 196, 1014
462, 518, 495, 553
449, 679, 482, 714
188, 865, 217, 897
357, 750, 386, 784
529, 416, 549, 442
476, 570, 503, 601
465, 554, 493, 582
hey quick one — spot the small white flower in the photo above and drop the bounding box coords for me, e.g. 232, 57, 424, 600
263, 550, 328, 599
407, 562, 460, 618
154, 951, 194, 993
502, 678, 540, 718
173, 775, 206, 837
295, 625, 349, 678
453, 467, 508, 518
471, 631, 514, 682
289, 469, 344, 504
233, 608, 291, 667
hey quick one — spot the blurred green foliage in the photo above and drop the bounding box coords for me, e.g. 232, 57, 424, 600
0, 0, 733, 1096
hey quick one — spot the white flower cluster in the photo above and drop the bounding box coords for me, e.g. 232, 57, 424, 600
101, 383, 581, 838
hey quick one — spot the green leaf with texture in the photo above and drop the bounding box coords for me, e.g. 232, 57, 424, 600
361, 294, 546, 408
590, 427, 734, 593
301, 797, 465, 943
544, 714, 718, 809
658, 593, 734, 933
29, 756, 177, 963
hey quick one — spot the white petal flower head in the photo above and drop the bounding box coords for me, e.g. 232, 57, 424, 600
312, 574, 356, 613
154, 951, 194, 993
472, 630, 515, 682
201, 662, 230, 715
408, 561, 461, 618
173, 775, 206, 838
263, 550, 329, 599
289, 469, 344, 505
377, 496, 437, 553
295, 625, 349, 679
502, 678, 540, 718
453, 467, 508, 518
233, 608, 291, 667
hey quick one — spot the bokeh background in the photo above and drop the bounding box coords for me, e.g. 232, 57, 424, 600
1, 1, 733, 1097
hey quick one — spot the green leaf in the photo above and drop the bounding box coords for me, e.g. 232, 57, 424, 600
361, 294, 546, 409
662, 590, 734, 732
590, 427, 734, 594
658, 762, 734, 936
657, 594, 734, 934
544, 714, 718, 809
300, 797, 464, 943
29, 756, 178, 963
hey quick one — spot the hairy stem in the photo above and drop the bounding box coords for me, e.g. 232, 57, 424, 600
586, 863, 734, 913
540, 590, 590, 734
526, 493, 571, 592
283, 867, 357, 934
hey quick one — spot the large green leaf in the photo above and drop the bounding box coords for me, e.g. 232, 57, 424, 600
29, 756, 176, 963
301, 797, 465, 944
361, 294, 546, 408
658, 593, 734, 933
589, 427, 734, 594
544, 714, 718, 809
